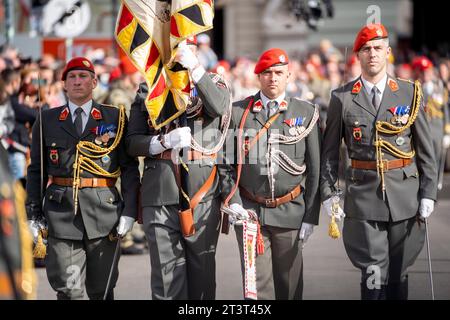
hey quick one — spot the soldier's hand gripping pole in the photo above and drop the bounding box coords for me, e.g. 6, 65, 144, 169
424, 219, 435, 300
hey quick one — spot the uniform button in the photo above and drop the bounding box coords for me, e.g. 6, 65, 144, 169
51, 142, 56, 147
49, 195, 53, 200
109, 197, 113, 203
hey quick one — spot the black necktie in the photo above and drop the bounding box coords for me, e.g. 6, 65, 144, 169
371, 86, 380, 110
267, 100, 278, 118
74, 107, 84, 136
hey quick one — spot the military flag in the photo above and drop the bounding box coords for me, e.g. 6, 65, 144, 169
115, 0, 214, 129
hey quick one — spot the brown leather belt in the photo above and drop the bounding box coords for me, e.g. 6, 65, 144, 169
239, 185, 302, 208
156, 149, 217, 161
52, 177, 117, 188
351, 158, 413, 171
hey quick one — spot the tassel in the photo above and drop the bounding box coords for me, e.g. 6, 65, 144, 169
32, 229, 47, 259
328, 215, 341, 239
256, 222, 264, 255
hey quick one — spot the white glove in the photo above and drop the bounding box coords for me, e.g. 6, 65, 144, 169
322, 197, 345, 222
230, 203, 249, 220
176, 42, 200, 71
116, 216, 135, 237
228, 203, 249, 225
28, 220, 40, 243
164, 127, 191, 149
299, 222, 314, 243
419, 198, 434, 219
442, 135, 450, 149
149, 135, 166, 155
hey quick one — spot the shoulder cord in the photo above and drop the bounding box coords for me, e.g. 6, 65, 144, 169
266, 105, 320, 200
374, 80, 422, 197
72, 105, 126, 213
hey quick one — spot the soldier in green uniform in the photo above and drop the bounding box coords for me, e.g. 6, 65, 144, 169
412, 56, 450, 190
221, 48, 321, 300
0, 144, 36, 300
126, 36, 231, 300
320, 24, 437, 300
26, 57, 140, 300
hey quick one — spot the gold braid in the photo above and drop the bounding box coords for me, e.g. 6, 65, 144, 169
13, 181, 36, 299
374, 80, 422, 197
72, 105, 125, 213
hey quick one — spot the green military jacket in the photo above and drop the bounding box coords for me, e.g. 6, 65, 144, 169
221, 92, 321, 229
320, 75, 437, 222
26, 102, 140, 240
126, 73, 231, 207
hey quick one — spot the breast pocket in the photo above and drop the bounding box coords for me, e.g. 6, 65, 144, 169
45, 138, 68, 167
344, 116, 371, 146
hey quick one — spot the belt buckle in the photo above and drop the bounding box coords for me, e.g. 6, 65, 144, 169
92, 178, 98, 187
265, 198, 277, 208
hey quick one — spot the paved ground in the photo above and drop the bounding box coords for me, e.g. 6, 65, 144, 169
36, 175, 450, 300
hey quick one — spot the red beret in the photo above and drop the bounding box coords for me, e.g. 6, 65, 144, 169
412, 56, 433, 71
109, 66, 122, 83
212, 60, 231, 74
186, 35, 197, 46
61, 57, 95, 80
353, 24, 388, 52
347, 54, 359, 67
120, 56, 138, 75
254, 48, 289, 74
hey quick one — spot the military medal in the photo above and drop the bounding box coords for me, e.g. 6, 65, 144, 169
49, 149, 59, 165
91, 124, 117, 146
390, 116, 398, 124
94, 137, 103, 145
101, 155, 111, 164
101, 133, 110, 144
400, 114, 409, 125
284, 117, 304, 136
289, 127, 297, 135
396, 136, 405, 146
353, 127, 362, 141
389, 105, 410, 126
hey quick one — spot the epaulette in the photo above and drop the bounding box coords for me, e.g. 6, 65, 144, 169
397, 77, 414, 84
292, 97, 315, 108
100, 103, 118, 108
